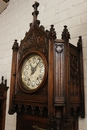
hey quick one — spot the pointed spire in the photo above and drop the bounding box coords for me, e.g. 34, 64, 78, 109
12, 39, 19, 51
61, 25, 70, 41
32, 1, 40, 25
49, 25, 56, 39
77, 36, 82, 49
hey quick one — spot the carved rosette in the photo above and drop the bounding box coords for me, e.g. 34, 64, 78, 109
55, 43, 64, 53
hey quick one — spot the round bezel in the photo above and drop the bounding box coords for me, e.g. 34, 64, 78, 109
18, 51, 47, 93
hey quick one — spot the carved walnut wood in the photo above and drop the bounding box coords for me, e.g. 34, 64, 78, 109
9, 1, 85, 130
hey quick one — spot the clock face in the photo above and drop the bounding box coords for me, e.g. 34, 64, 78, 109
19, 52, 47, 93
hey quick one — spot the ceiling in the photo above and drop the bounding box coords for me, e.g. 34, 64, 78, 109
0, 0, 9, 14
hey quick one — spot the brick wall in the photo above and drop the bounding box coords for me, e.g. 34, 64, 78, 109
0, 0, 87, 130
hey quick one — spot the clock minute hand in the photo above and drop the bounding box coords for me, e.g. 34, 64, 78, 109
34, 59, 41, 72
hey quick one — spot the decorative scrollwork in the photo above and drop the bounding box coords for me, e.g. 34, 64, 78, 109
14, 104, 48, 117
70, 54, 78, 85
19, 30, 48, 60
70, 54, 79, 95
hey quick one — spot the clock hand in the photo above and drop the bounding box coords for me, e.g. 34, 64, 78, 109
33, 59, 41, 72
30, 59, 40, 75
30, 63, 35, 75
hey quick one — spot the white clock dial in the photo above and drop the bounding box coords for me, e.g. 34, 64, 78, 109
21, 54, 45, 90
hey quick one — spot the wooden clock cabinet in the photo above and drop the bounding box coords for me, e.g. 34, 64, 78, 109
9, 2, 85, 130
0, 76, 8, 130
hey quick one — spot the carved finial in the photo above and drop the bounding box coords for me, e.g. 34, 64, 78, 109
12, 39, 19, 51
77, 36, 82, 49
61, 25, 70, 40
32, 1, 40, 25
49, 25, 56, 39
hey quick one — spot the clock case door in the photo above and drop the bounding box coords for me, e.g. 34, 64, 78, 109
9, 2, 85, 130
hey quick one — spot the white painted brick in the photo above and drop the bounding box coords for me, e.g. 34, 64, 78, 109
8, 33, 19, 42
6, 113, 16, 126
67, 2, 87, 18
84, 60, 87, 73
0, 32, 4, 40
7, 26, 17, 36
0, 23, 10, 34
84, 77, 87, 87
69, 24, 87, 38
38, 0, 50, 5
85, 87, 87, 101
39, 7, 55, 21
82, 36, 87, 48
79, 116, 87, 129
4, 12, 17, 25
0, 65, 7, 77
42, 10, 67, 27
5, 0, 17, 13
0, 16, 4, 27
63, 16, 81, 29
69, 0, 83, 6
43, 0, 65, 10
5, 125, 16, 130
83, 47, 87, 60
54, 22, 64, 34
55, 0, 71, 13
69, 37, 79, 46
80, 12, 87, 24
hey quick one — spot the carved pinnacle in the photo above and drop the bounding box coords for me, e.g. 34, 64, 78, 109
49, 25, 56, 39
61, 25, 70, 40
77, 36, 82, 48
32, 1, 39, 23
12, 39, 19, 51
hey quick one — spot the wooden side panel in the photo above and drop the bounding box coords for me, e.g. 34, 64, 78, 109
69, 44, 80, 102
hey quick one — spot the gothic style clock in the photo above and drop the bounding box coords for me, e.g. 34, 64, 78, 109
9, 2, 85, 130
18, 51, 47, 93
